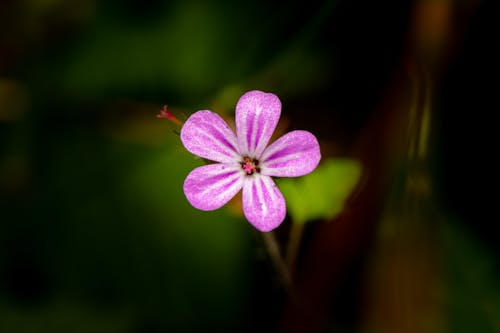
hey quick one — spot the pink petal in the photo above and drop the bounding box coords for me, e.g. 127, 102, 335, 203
181, 110, 239, 163
235, 90, 281, 158
242, 175, 286, 232
183, 163, 244, 211
260, 130, 321, 177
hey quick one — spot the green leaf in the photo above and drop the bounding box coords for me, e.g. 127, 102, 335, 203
278, 158, 362, 224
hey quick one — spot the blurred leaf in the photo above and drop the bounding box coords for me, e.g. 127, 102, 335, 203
0, 299, 131, 333
278, 158, 362, 224
443, 221, 500, 333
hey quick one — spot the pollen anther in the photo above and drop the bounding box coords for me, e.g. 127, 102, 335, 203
241, 156, 260, 175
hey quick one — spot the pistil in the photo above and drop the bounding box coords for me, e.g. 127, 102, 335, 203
241, 156, 260, 175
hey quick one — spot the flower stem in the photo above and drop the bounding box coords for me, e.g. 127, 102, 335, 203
261, 231, 296, 300
285, 222, 304, 271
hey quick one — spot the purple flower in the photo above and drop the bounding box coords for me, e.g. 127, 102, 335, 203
181, 90, 321, 232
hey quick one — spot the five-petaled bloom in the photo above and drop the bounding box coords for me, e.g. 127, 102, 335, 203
181, 90, 321, 232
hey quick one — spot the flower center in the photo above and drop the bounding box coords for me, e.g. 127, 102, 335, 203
241, 156, 260, 175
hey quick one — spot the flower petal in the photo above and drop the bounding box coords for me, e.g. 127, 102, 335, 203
235, 90, 281, 158
181, 110, 239, 163
183, 163, 244, 211
242, 175, 286, 232
260, 130, 321, 177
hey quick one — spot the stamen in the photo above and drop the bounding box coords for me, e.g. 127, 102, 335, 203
241, 156, 260, 175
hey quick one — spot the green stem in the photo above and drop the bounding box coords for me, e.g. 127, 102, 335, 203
261, 231, 296, 299
285, 222, 304, 271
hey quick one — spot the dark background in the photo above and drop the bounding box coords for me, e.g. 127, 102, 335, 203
1, 0, 498, 332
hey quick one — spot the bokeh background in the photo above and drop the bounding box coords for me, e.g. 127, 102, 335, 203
1, 0, 499, 332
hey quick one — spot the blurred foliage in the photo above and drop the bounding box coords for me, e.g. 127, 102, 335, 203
1, 0, 499, 332
279, 158, 362, 224
0, 128, 253, 331
443, 221, 500, 333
